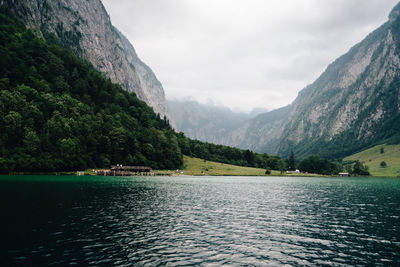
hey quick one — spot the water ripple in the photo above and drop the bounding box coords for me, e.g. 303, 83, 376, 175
1, 176, 400, 265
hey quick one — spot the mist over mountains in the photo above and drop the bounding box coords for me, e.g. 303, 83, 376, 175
168, 99, 267, 144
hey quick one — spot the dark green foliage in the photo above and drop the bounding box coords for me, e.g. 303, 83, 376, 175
265, 156, 287, 171
342, 160, 370, 176
287, 151, 296, 170
298, 155, 340, 175
380, 147, 385, 154
0, 10, 182, 172
380, 161, 387, 168
351, 161, 370, 176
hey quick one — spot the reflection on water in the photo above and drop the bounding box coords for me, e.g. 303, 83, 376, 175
1, 175, 399, 265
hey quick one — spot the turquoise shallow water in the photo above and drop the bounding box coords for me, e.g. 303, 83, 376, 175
0, 175, 399, 265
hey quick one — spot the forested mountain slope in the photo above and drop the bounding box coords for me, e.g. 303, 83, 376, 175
0, 10, 181, 171
0, 0, 172, 121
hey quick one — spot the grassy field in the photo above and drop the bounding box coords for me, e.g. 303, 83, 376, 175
179, 155, 273, 176
157, 155, 320, 177
344, 144, 400, 177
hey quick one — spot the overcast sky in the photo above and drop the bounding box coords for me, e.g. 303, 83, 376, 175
102, 0, 398, 112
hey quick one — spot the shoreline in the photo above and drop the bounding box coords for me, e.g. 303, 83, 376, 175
1, 172, 393, 178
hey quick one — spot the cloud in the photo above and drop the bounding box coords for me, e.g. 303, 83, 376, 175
102, 0, 398, 111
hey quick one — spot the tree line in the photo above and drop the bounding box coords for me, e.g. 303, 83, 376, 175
287, 153, 369, 176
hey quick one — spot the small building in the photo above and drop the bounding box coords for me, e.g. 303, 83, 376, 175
110, 165, 152, 173
95, 165, 152, 176
286, 169, 300, 174
339, 172, 350, 177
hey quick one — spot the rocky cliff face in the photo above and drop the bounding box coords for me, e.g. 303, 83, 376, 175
0, 0, 171, 121
194, 3, 400, 158
276, 4, 400, 158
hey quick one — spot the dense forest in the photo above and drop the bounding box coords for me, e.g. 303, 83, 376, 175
0, 9, 290, 173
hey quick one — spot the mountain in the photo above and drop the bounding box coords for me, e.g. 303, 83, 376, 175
202, 3, 400, 159
168, 99, 266, 144
0, 10, 182, 171
0, 0, 171, 121
275, 3, 400, 159
222, 105, 292, 152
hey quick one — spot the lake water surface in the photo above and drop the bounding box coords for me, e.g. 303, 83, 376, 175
1, 175, 399, 265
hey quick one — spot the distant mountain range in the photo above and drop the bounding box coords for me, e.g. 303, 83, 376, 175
168, 100, 267, 144
173, 3, 400, 159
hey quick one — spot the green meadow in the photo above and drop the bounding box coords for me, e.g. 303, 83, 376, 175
344, 144, 400, 177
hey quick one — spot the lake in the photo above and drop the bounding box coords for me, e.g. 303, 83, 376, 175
1, 175, 399, 265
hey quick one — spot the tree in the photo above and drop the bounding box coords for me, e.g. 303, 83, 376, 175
24, 128, 40, 154
277, 159, 287, 174
288, 151, 295, 170
4, 111, 23, 144
352, 161, 370, 176
380, 147, 385, 154
244, 149, 255, 166
298, 155, 339, 175
380, 161, 387, 168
